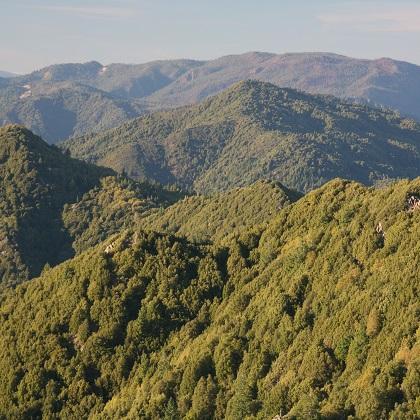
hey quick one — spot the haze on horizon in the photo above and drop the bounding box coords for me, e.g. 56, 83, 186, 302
2, 0, 420, 74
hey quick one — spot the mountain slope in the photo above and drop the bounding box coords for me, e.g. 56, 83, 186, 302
0, 178, 418, 418
62, 176, 184, 254
17, 59, 202, 100
0, 71, 17, 78
3, 52, 420, 143
64, 80, 420, 193
148, 52, 420, 120
0, 82, 146, 143
0, 125, 113, 285
0, 59, 201, 143
14, 53, 420, 119
143, 180, 301, 243
0, 125, 180, 286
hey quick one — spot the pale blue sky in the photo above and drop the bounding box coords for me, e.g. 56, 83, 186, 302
1, 0, 420, 73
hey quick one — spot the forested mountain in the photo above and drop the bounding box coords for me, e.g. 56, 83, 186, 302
0, 177, 418, 419
143, 180, 301, 243
1, 58, 419, 420
61, 176, 184, 255
64, 80, 420, 193
2, 52, 420, 143
0, 125, 180, 286
0, 82, 146, 143
1, 124, 301, 286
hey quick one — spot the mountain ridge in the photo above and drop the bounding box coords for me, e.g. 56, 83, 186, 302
0, 176, 418, 418
2, 51, 420, 142
63, 80, 420, 194
0, 71, 17, 78
0, 125, 183, 286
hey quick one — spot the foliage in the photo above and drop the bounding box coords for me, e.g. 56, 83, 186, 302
0, 177, 418, 418
0, 125, 113, 286
0, 125, 180, 286
62, 176, 183, 254
144, 180, 301, 244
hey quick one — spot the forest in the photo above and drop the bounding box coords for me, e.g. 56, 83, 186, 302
0, 79, 419, 419
0, 149, 418, 417
63, 80, 420, 193
2, 2, 420, 417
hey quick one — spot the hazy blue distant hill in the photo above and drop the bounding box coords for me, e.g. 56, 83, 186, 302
16, 59, 202, 99
0, 81, 146, 143
15, 53, 420, 120
64, 80, 420, 193
148, 52, 420, 121
0, 70, 17, 78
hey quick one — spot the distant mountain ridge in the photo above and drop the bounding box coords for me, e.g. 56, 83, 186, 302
64, 80, 420, 193
2, 52, 420, 142
0, 71, 17, 78
0, 81, 147, 143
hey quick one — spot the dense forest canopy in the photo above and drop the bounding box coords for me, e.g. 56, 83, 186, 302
0, 125, 181, 286
0, 125, 112, 285
0, 125, 304, 287
0, 177, 418, 419
0, 65, 419, 418
143, 180, 301, 244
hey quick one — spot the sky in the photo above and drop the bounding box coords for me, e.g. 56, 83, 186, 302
1, 0, 420, 74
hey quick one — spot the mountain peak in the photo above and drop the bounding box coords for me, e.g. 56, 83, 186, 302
29, 61, 104, 82
0, 126, 114, 285
0, 124, 44, 148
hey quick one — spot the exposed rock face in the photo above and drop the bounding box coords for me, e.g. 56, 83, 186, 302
407, 195, 420, 212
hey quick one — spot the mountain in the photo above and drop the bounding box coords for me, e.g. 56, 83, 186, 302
61, 176, 184, 255
15, 53, 420, 120
16, 59, 202, 100
0, 124, 112, 285
147, 52, 420, 121
2, 52, 420, 143
143, 180, 301, 243
0, 59, 201, 143
0, 81, 146, 143
0, 125, 179, 286
0, 71, 17, 78
0, 177, 418, 418
64, 80, 420, 193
